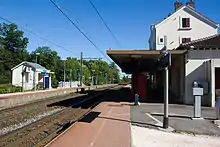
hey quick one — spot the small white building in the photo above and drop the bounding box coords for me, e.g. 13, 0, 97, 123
148, 1, 220, 107
11, 61, 51, 90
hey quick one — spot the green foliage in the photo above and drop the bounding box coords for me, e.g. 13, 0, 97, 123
29, 46, 62, 88
120, 75, 131, 84
0, 22, 121, 89
0, 85, 22, 94
65, 57, 80, 81
0, 23, 29, 84
109, 62, 120, 83
83, 65, 91, 85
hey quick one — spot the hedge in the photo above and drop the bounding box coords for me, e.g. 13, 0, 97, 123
0, 85, 22, 94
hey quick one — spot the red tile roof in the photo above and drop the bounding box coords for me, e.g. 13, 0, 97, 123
178, 34, 220, 49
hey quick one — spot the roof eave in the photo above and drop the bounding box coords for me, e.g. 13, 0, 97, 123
155, 6, 218, 29
155, 6, 186, 28
185, 6, 219, 28
11, 61, 26, 71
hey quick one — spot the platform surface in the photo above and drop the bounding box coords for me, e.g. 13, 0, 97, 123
49, 102, 131, 147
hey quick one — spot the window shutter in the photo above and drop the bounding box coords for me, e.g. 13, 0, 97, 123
182, 38, 186, 43
186, 18, 190, 27
182, 38, 191, 43
187, 38, 191, 42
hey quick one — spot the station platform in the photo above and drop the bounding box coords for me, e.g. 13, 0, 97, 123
48, 101, 131, 147
47, 86, 220, 147
0, 84, 116, 111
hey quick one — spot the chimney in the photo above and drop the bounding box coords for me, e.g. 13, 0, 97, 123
186, 0, 195, 9
174, 1, 183, 11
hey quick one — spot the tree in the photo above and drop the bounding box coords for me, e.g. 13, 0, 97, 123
121, 75, 131, 84
0, 23, 29, 84
29, 46, 61, 87
0, 23, 29, 64
0, 47, 12, 84
65, 57, 80, 81
84, 60, 120, 85
82, 65, 91, 85
109, 62, 120, 83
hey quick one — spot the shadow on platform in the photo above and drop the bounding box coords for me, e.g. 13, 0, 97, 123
79, 109, 163, 129
79, 111, 101, 123
98, 116, 163, 129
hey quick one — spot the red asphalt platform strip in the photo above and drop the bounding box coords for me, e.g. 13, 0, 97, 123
49, 102, 131, 147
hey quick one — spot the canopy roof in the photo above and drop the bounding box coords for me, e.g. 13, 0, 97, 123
107, 50, 187, 73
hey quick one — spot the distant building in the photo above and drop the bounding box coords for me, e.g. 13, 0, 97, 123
11, 61, 51, 90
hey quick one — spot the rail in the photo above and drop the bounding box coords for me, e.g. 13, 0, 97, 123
0, 85, 120, 147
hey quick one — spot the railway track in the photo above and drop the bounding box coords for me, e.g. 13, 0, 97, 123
0, 86, 110, 135
0, 93, 86, 136
0, 85, 119, 147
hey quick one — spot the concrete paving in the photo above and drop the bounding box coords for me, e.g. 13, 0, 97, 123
131, 103, 220, 136
131, 125, 220, 147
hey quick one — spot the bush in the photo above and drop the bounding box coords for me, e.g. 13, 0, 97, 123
0, 85, 22, 94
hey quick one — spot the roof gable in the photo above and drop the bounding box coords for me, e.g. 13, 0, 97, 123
11, 61, 47, 71
155, 6, 219, 29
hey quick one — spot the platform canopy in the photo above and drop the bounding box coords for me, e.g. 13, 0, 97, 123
107, 50, 187, 73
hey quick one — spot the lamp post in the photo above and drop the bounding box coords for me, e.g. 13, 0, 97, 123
34, 53, 40, 91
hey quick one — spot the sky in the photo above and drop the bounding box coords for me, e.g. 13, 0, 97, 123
0, 0, 220, 64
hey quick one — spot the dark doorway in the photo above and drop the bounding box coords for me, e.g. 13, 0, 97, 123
215, 68, 220, 102
131, 72, 164, 103
146, 71, 164, 103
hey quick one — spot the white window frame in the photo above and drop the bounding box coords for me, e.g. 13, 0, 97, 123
179, 16, 191, 30
180, 36, 191, 44
158, 36, 165, 45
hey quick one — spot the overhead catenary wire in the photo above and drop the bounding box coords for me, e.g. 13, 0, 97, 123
49, 0, 111, 62
88, 0, 122, 48
0, 16, 77, 56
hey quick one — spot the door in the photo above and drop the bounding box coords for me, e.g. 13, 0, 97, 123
44, 77, 50, 89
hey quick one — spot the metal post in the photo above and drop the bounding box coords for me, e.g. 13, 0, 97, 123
163, 36, 169, 129
163, 67, 169, 128
22, 65, 24, 92
34, 55, 37, 91
194, 95, 201, 118
80, 52, 83, 86
63, 60, 66, 87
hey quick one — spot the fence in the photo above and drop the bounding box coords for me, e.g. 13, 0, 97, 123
58, 81, 84, 88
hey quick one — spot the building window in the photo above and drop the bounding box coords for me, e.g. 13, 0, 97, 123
182, 38, 191, 43
182, 18, 190, 28
25, 72, 29, 83
158, 37, 164, 45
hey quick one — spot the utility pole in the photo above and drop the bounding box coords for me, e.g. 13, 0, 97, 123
80, 52, 102, 86
80, 52, 83, 86
63, 60, 66, 87
34, 53, 40, 91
